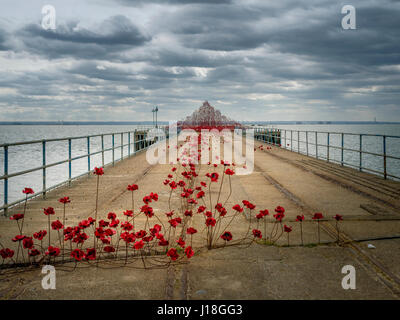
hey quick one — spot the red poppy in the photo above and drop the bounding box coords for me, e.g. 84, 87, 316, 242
221, 231, 233, 241
185, 246, 194, 259
165, 211, 174, 217
275, 206, 285, 214
22, 237, 34, 249
168, 219, 178, 228
135, 230, 147, 238
12, 235, 26, 242
73, 232, 89, 244
216, 207, 226, 216
59, 196, 70, 204
150, 192, 158, 201
93, 167, 104, 176
28, 249, 41, 257
150, 224, 162, 236
256, 213, 264, 220
143, 235, 154, 242
296, 215, 305, 222
186, 227, 197, 235
33, 230, 47, 240
101, 236, 111, 244
246, 202, 256, 210
51, 220, 64, 230
121, 221, 133, 231
210, 172, 219, 182
110, 219, 120, 228
121, 232, 136, 243
184, 210, 193, 217
43, 207, 55, 216
107, 212, 117, 220
176, 237, 186, 248
127, 184, 138, 191
10, 214, 24, 221
143, 195, 152, 204
284, 225, 292, 233
0, 248, 14, 259
163, 179, 170, 185
205, 211, 213, 218
197, 206, 206, 213
158, 239, 169, 246
134, 240, 145, 250
172, 167, 177, 172
46, 246, 61, 257
122, 210, 133, 217
71, 249, 85, 261
104, 246, 115, 253
105, 228, 116, 236
312, 213, 324, 220
225, 168, 235, 175
273, 212, 285, 221
167, 248, 179, 261
22, 187, 34, 195
99, 219, 109, 227
196, 190, 205, 199
85, 248, 96, 260
79, 220, 90, 229
252, 229, 262, 239
334, 214, 343, 221
169, 181, 178, 189
200, 181, 207, 187
141, 204, 154, 218
205, 217, 216, 227
232, 204, 243, 213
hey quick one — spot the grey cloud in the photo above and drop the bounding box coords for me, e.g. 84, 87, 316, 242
17, 15, 150, 60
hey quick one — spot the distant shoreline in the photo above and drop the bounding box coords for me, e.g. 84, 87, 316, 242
0, 121, 399, 126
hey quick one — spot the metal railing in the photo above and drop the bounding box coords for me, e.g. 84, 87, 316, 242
254, 128, 400, 181
0, 126, 168, 215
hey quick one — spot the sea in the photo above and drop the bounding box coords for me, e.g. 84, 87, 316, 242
0, 124, 399, 207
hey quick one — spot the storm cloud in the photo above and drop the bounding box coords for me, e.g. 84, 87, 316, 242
0, 0, 399, 121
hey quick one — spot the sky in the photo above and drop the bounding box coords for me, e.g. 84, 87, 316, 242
0, 0, 399, 122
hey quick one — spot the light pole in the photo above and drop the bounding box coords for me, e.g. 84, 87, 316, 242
155, 106, 159, 128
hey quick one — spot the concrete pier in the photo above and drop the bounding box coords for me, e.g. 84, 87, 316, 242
0, 139, 399, 300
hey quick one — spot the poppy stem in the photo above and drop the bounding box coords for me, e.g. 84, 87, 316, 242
300, 222, 304, 246
94, 175, 100, 264
62, 204, 66, 263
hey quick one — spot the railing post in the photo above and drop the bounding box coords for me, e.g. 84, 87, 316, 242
297, 131, 300, 153
383, 136, 387, 179
121, 133, 123, 160
306, 131, 309, 156
359, 134, 362, 172
68, 139, 72, 185
112, 134, 115, 166
87, 137, 91, 175
128, 132, 131, 157
341, 133, 344, 166
290, 130, 293, 151
4, 145, 8, 216
134, 130, 136, 154
42, 141, 46, 198
315, 132, 318, 159
101, 135, 104, 167
327, 133, 330, 162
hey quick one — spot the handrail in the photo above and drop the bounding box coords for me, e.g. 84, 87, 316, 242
0, 126, 168, 214
253, 127, 400, 181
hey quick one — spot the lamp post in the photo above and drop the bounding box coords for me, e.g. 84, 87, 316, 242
155, 106, 159, 128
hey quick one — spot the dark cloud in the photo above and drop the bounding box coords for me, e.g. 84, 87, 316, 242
0, 0, 399, 121
116, 0, 232, 5
17, 15, 150, 60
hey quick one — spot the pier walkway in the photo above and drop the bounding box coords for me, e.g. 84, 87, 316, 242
0, 140, 399, 300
